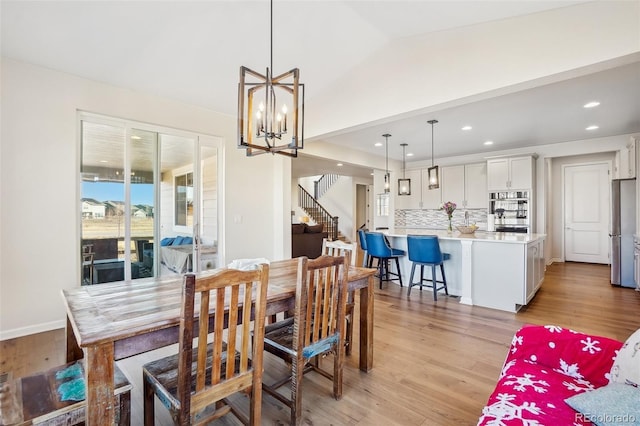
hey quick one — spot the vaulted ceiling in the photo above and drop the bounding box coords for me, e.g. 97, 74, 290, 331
2, 1, 639, 178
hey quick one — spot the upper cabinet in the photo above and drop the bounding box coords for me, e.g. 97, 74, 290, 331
395, 169, 422, 210
613, 141, 636, 179
421, 168, 442, 209
440, 164, 487, 209
464, 163, 488, 208
487, 156, 535, 191
441, 165, 465, 206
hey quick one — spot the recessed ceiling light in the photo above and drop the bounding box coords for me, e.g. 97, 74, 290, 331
484, 141, 494, 145
374, 142, 383, 147
99, 160, 109, 163
131, 135, 142, 140
406, 153, 414, 157
583, 101, 600, 108
462, 125, 472, 131
370, 172, 374, 176
337, 163, 343, 167
586, 125, 599, 131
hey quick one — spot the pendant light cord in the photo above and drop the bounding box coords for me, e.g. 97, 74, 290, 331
431, 123, 434, 167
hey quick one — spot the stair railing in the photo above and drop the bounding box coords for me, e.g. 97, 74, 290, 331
298, 184, 339, 240
314, 174, 339, 199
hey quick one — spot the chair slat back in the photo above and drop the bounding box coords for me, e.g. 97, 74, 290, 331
177, 265, 269, 422
321, 239, 357, 266
294, 254, 349, 358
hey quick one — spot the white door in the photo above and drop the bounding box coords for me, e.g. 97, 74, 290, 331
564, 163, 610, 263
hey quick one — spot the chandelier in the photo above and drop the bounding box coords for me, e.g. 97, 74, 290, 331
237, 0, 304, 157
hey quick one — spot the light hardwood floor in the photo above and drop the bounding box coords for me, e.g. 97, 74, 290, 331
2, 262, 639, 425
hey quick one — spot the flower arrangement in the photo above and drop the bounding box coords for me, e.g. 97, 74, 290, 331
440, 201, 457, 231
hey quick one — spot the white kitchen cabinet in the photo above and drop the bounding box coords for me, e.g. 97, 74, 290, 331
614, 141, 636, 179
441, 165, 465, 206
525, 239, 544, 304
421, 168, 442, 209
464, 163, 487, 208
394, 169, 422, 210
438, 163, 487, 209
487, 156, 535, 191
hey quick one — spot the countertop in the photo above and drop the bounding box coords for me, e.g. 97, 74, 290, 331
383, 228, 546, 244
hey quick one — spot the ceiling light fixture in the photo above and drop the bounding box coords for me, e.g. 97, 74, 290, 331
383, 133, 391, 193
374, 142, 383, 147
584, 101, 600, 108
237, 0, 304, 157
484, 140, 494, 145
427, 120, 440, 190
462, 125, 472, 131
398, 143, 411, 196
337, 163, 343, 167
586, 125, 599, 131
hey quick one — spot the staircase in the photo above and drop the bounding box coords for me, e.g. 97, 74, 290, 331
298, 184, 348, 242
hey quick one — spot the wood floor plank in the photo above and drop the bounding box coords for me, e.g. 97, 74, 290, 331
1, 262, 639, 424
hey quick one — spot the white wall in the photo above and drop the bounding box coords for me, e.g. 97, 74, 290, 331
0, 59, 289, 339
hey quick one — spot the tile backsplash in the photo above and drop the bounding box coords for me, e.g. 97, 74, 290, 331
395, 208, 488, 230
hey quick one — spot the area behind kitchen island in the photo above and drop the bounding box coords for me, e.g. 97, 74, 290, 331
383, 229, 546, 313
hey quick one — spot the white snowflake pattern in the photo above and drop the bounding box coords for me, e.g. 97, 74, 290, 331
580, 337, 601, 354
554, 358, 584, 379
479, 393, 545, 426
503, 373, 550, 393
511, 334, 524, 354
544, 325, 563, 333
500, 360, 516, 378
563, 378, 595, 393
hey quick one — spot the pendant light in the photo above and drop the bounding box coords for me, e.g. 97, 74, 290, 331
398, 143, 411, 196
427, 119, 440, 189
237, 0, 304, 157
383, 133, 391, 193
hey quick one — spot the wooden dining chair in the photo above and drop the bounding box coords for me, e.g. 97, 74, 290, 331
262, 254, 350, 425
321, 238, 357, 356
142, 265, 269, 425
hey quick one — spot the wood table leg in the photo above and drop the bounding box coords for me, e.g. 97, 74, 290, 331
66, 316, 83, 362
85, 343, 115, 425
359, 275, 374, 372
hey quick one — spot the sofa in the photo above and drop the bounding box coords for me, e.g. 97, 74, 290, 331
291, 223, 328, 259
478, 324, 640, 425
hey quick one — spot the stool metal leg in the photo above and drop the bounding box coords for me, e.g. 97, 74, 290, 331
394, 257, 403, 287
431, 264, 438, 301
408, 263, 417, 297
440, 264, 448, 295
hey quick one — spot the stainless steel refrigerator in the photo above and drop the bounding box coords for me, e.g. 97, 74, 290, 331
611, 178, 636, 287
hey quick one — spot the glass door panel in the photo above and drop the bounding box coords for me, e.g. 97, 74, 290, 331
197, 140, 219, 271
158, 134, 195, 277
130, 129, 157, 279
80, 121, 125, 284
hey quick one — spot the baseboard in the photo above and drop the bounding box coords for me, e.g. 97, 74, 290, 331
549, 257, 563, 265
0, 319, 65, 341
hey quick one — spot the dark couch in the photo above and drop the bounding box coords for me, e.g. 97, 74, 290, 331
291, 223, 328, 259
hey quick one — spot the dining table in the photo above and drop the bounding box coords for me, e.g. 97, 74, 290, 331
62, 258, 376, 425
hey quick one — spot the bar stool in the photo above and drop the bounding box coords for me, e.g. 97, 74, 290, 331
407, 235, 450, 300
357, 229, 370, 268
365, 232, 405, 288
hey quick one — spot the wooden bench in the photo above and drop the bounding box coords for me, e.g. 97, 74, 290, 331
0, 360, 131, 425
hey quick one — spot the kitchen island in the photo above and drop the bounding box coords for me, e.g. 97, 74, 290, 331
383, 228, 546, 312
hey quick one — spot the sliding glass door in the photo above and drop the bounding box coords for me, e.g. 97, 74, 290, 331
80, 114, 220, 284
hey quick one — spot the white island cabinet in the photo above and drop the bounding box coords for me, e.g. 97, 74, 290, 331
385, 229, 545, 313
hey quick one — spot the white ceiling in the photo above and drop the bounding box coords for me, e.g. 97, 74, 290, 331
2, 1, 639, 178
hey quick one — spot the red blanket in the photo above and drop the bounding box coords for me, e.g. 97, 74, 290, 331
478, 325, 623, 425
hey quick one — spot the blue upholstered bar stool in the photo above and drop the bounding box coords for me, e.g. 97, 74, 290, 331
357, 229, 370, 268
407, 235, 450, 300
365, 232, 405, 288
